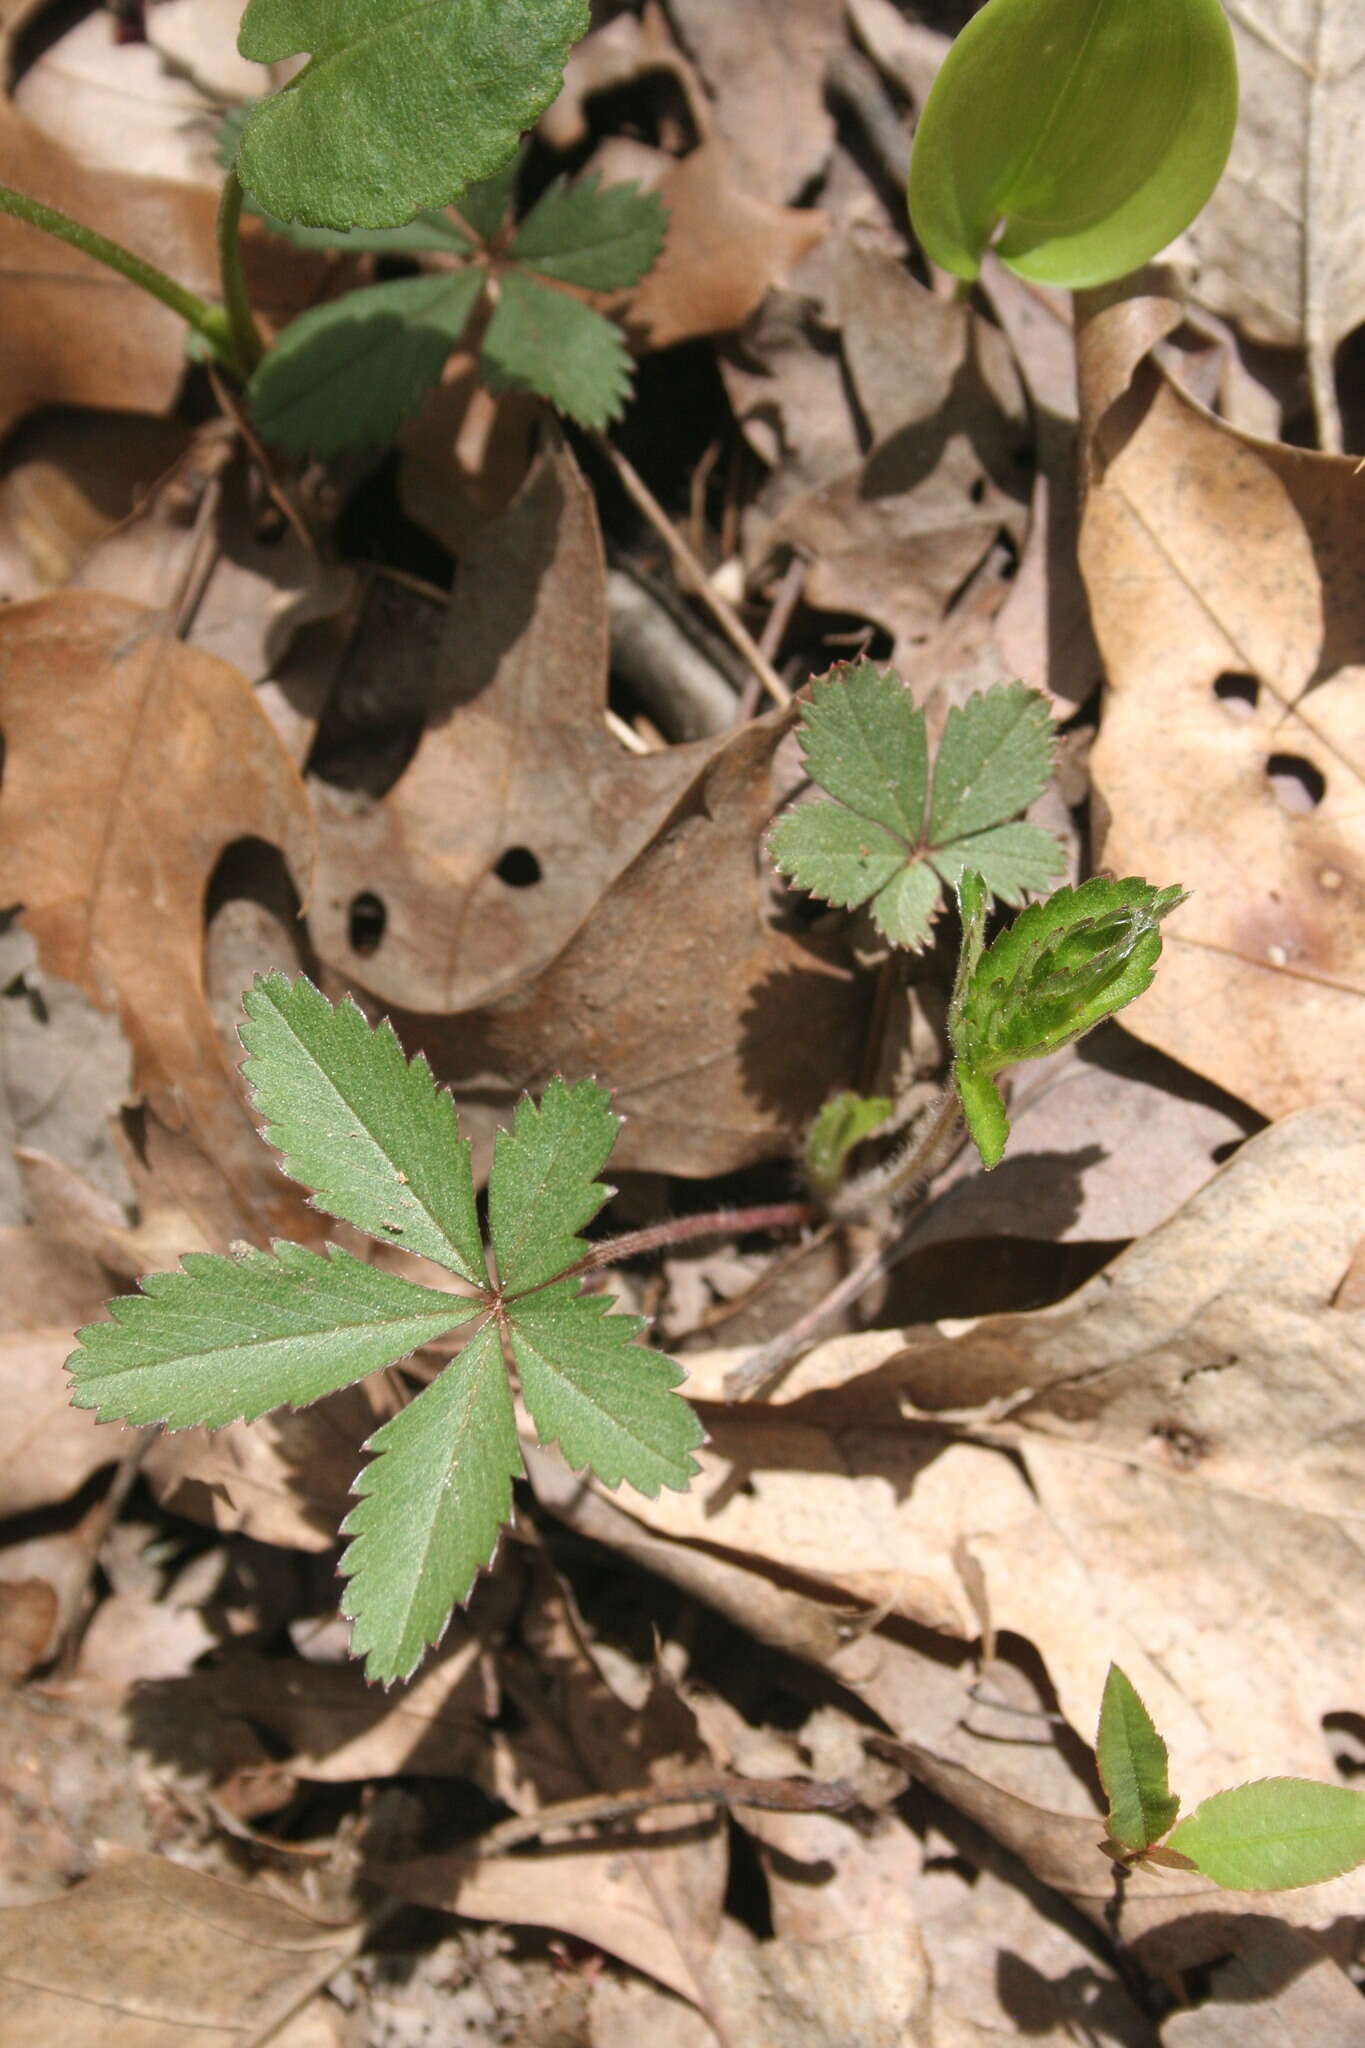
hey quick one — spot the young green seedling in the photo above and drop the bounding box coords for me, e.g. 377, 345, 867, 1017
67, 975, 702, 1684
771, 661, 1183, 1184
908, 0, 1238, 289
1097, 1664, 1365, 1890
0, 1, 602, 425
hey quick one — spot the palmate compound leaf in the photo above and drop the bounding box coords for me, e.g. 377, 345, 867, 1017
1096, 1664, 1180, 1854
1166, 1779, 1365, 1892
908, 0, 1238, 289
481, 270, 634, 430
769, 664, 1064, 949
69, 976, 701, 1683
950, 871, 1187, 1169
247, 269, 487, 459
235, 0, 589, 231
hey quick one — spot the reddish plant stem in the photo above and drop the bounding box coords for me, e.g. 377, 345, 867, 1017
563, 1200, 817, 1281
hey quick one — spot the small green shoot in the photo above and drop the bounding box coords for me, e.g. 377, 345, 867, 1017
769, 665, 1064, 950
908, 0, 1238, 288
67, 975, 702, 1685
949, 871, 1186, 1168
234, 0, 590, 230
1095, 1666, 1365, 1892
804, 1091, 893, 1204
246, 167, 667, 452
1096, 1663, 1180, 1854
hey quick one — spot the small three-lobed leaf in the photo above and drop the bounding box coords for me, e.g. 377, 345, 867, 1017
68, 974, 701, 1684
804, 1091, 893, 1202
246, 167, 667, 454
769, 664, 1064, 950
950, 869, 1186, 1168
1096, 1664, 1180, 1855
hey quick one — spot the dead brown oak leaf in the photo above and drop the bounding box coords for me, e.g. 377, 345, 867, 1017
1078, 294, 1365, 1118
391, 708, 868, 1179
0, 591, 318, 1242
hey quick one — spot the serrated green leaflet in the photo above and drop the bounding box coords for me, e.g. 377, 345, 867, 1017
1166, 1779, 1365, 1892
67, 977, 702, 1686
340, 1320, 520, 1682
949, 874, 1185, 1168
488, 1077, 618, 1294
509, 1283, 703, 1494
67, 1244, 479, 1429
928, 686, 1056, 845
770, 667, 1063, 949
240, 974, 488, 1285
908, 0, 1238, 288
247, 270, 486, 458
805, 1091, 893, 1201
482, 270, 634, 429
1096, 1665, 1180, 1853
236, 0, 589, 231
509, 175, 668, 291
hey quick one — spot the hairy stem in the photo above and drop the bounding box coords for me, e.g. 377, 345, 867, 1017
216, 169, 265, 376
564, 1201, 816, 1281
828, 1080, 962, 1222
0, 179, 240, 370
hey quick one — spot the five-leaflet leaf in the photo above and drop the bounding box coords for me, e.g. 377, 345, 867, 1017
67, 974, 701, 1685
247, 168, 667, 453
769, 664, 1064, 950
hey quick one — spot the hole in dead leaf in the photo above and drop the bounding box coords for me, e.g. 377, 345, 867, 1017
495, 847, 542, 888
348, 892, 386, 955
1266, 753, 1326, 814
968, 475, 987, 506
1212, 671, 1259, 715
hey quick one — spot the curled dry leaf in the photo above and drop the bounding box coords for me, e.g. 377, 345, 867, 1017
0, 592, 318, 1240
1079, 298, 1365, 1118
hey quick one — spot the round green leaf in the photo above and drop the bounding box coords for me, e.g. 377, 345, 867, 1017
908, 0, 1238, 288
236, 0, 589, 230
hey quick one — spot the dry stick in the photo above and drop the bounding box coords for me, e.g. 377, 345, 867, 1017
735, 551, 807, 722
595, 433, 791, 709
474, 1773, 858, 1856
723, 1227, 906, 1402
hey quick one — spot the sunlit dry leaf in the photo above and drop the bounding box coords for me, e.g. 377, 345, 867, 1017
0, 1851, 358, 2042
1183, 2, 1365, 449
667, 0, 842, 203
0, 1327, 133, 1517
1079, 300, 1365, 1118
0, 592, 318, 1241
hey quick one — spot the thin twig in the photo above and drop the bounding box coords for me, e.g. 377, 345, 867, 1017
829, 1081, 961, 1221
595, 433, 791, 708
736, 552, 807, 721
723, 1229, 907, 1402
474, 1774, 858, 1855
